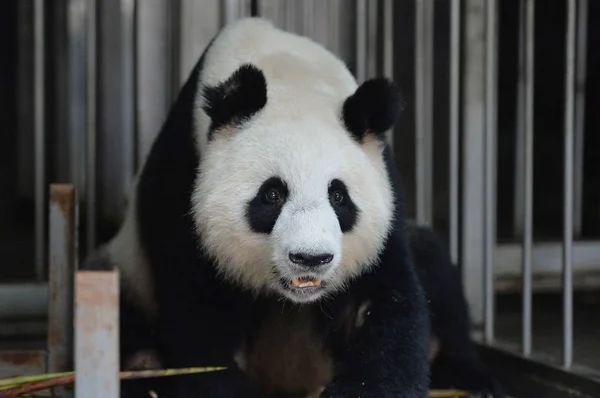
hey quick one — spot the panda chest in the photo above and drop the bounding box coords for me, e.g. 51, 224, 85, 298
235, 307, 334, 398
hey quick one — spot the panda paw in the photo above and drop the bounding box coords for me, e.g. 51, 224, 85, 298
429, 355, 506, 398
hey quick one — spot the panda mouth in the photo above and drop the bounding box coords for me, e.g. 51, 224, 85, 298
291, 276, 322, 289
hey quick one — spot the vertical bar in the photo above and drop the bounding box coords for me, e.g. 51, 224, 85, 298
48, 184, 78, 397
86, 0, 97, 254
222, 0, 239, 25
122, 0, 136, 194
328, 0, 340, 56
562, 0, 576, 370
67, 0, 88, 208
136, 0, 175, 168
34, 0, 46, 281
366, 0, 378, 78
449, 0, 461, 264
513, 1, 526, 237
383, 0, 394, 149
573, 0, 588, 236
522, 0, 535, 357
355, 0, 367, 83
302, 0, 313, 38
75, 270, 120, 398
17, 1, 35, 207
177, 0, 220, 87
461, 0, 486, 325
484, 0, 498, 345
415, 0, 434, 226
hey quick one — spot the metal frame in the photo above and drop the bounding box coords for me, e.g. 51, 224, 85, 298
476, 342, 600, 398
0, 184, 121, 397
3, 1, 600, 395
74, 270, 119, 397
0, 185, 78, 381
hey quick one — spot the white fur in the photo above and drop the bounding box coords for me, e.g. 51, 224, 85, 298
191, 18, 395, 302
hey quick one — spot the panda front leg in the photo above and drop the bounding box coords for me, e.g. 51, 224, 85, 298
155, 290, 263, 398
320, 249, 431, 398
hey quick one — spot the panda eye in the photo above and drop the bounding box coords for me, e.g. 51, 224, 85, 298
265, 188, 282, 203
331, 190, 344, 205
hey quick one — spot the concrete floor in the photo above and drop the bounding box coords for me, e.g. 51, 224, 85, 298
494, 291, 600, 373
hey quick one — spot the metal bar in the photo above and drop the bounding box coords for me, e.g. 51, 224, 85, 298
222, 0, 240, 25
355, 0, 367, 83
495, 240, 600, 275
461, 0, 486, 325
513, 0, 526, 237
476, 344, 600, 398
136, 0, 174, 168
75, 270, 120, 398
383, 0, 394, 149
67, 0, 88, 203
328, 0, 340, 56
177, 0, 220, 87
0, 351, 46, 377
562, 0, 576, 370
573, 0, 588, 236
0, 283, 48, 319
0, 320, 47, 338
86, 0, 97, 254
484, 0, 498, 345
121, 0, 136, 196
47, 185, 78, 396
415, 0, 434, 226
522, 0, 535, 357
449, 0, 461, 264
302, 0, 313, 38
366, 0, 378, 78
34, 0, 46, 281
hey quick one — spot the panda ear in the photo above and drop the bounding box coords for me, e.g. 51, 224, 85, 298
201, 63, 268, 138
342, 78, 405, 143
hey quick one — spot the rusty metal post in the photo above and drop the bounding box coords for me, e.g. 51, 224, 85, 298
75, 270, 120, 398
47, 184, 78, 396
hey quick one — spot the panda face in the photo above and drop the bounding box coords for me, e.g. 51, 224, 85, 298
192, 111, 395, 303
190, 27, 404, 302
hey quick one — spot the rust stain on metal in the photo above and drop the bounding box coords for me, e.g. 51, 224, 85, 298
76, 271, 119, 334
76, 272, 119, 306
48, 183, 78, 379
0, 351, 46, 377
75, 270, 120, 397
50, 184, 76, 219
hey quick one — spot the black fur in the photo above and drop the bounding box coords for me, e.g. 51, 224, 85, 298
408, 224, 506, 397
246, 176, 289, 234
328, 178, 358, 233
203, 63, 268, 139
106, 36, 431, 397
342, 78, 405, 142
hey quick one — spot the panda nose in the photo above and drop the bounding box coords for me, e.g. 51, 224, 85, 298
288, 252, 334, 267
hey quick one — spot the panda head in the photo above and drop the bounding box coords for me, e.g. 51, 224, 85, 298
192, 56, 404, 304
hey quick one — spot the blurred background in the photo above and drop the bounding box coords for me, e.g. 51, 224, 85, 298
0, 1, 599, 396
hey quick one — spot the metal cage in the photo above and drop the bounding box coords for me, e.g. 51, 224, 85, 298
1, 0, 599, 396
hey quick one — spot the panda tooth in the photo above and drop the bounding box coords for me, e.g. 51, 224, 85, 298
291, 278, 322, 288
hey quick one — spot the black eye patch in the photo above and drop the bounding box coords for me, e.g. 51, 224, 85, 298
246, 177, 289, 234
328, 179, 358, 232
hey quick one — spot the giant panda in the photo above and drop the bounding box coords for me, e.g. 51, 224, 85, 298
82, 17, 504, 398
